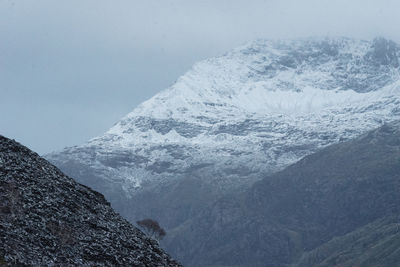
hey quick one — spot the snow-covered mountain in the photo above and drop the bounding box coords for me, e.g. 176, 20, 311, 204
47, 37, 400, 229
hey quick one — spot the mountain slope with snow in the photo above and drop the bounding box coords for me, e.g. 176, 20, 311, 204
47, 37, 400, 231
166, 121, 400, 266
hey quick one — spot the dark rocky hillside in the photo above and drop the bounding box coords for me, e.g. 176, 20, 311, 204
0, 135, 180, 266
297, 216, 400, 266
165, 121, 400, 266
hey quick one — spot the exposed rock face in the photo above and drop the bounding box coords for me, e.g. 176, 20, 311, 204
166, 121, 400, 266
0, 135, 180, 266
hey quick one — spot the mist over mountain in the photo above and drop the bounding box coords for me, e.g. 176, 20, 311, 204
46, 37, 400, 265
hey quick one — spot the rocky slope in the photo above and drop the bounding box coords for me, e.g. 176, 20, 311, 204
166, 121, 400, 266
46, 37, 400, 256
0, 135, 180, 266
297, 216, 400, 266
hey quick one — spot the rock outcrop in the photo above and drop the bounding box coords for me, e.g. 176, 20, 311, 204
0, 135, 180, 266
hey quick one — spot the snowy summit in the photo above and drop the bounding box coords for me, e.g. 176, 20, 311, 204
48, 37, 400, 199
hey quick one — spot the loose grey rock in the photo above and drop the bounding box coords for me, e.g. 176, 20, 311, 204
0, 135, 181, 267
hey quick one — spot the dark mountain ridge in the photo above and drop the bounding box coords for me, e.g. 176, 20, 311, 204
0, 135, 180, 266
165, 121, 400, 266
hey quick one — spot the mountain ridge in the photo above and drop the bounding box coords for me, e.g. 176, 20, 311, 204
49, 36, 400, 177
46, 37, 400, 252
165, 121, 400, 266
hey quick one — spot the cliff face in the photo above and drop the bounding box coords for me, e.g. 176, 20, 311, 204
0, 135, 180, 266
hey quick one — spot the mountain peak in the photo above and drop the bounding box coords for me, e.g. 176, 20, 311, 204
80, 37, 400, 164
115, 37, 399, 123
98, 37, 400, 143
47, 37, 400, 238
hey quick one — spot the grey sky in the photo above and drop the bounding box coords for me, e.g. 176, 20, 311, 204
1, 0, 400, 154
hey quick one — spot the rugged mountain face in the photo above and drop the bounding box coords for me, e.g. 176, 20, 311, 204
0, 135, 180, 266
166, 121, 400, 266
46, 37, 400, 240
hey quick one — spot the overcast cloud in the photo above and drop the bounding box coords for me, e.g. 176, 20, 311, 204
1, 0, 400, 154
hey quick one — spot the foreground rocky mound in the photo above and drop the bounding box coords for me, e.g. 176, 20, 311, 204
0, 135, 180, 266
166, 121, 400, 266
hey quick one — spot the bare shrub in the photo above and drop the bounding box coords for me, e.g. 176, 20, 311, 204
136, 219, 166, 241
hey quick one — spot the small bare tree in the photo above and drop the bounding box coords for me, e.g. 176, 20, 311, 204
136, 219, 166, 241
